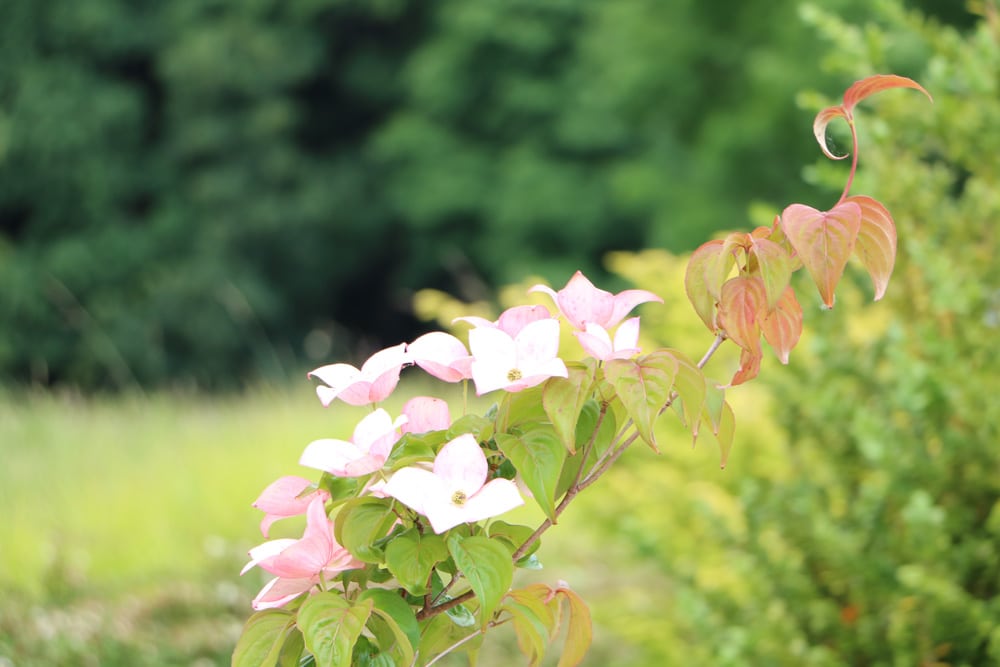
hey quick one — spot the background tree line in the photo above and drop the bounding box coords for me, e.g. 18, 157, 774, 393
0, 0, 973, 389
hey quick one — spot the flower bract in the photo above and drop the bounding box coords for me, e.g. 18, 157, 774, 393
383, 433, 524, 533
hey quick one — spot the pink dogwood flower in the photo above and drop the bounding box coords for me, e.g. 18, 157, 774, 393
309, 343, 410, 407
401, 396, 452, 434
241, 496, 360, 609
407, 332, 473, 382
383, 434, 524, 533
299, 408, 406, 477
252, 476, 331, 538
468, 317, 568, 394
456, 304, 552, 337
530, 271, 662, 331
575, 317, 642, 362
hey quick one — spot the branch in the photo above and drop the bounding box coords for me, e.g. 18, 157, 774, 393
414, 334, 729, 622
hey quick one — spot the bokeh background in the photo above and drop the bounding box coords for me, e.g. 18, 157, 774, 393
2, 0, 998, 665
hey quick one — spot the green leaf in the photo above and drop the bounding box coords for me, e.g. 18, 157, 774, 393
232, 609, 296, 667
418, 612, 482, 662
383, 433, 437, 470
318, 474, 360, 509
542, 361, 595, 453
488, 520, 540, 560
447, 534, 514, 628
335, 498, 397, 563
357, 589, 418, 666
298, 593, 374, 667
685, 239, 725, 331
446, 414, 493, 441
712, 400, 736, 469
384, 528, 448, 596
496, 427, 566, 521
603, 350, 678, 450
506, 599, 550, 665
664, 349, 706, 437
498, 385, 548, 430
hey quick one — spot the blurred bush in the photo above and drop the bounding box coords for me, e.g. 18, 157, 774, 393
565, 3, 1000, 664
0, 0, 969, 389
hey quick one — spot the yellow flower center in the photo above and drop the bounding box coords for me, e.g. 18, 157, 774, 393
451, 490, 468, 506
507, 368, 523, 382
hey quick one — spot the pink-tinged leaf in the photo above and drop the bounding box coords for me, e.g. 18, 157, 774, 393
780, 202, 862, 308
663, 349, 707, 439
813, 105, 851, 159
298, 593, 374, 667
711, 401, 736, 468
729, 345, 762, 388
555, 585, 592, 667
717, 276, 767, 351
844, 195, 897, 300
542, 362, 596, 453
685, 240, 725, 331
842, 74, 933, 112
603, 350, 678, 451
749, 236, 794, 311
760, 286, 803, 364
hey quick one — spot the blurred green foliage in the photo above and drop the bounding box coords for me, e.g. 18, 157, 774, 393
571, 3, 1000, 664
0, 0, 971, 389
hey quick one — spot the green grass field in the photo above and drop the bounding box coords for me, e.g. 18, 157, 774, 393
0, 379, 780, 665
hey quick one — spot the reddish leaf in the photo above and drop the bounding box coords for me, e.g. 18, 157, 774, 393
555, 586, 592, 667
748, 236, 794, 311
813, 105, 851, 160
845, 195, 897, 300
729, 344, 762, 387
717, 276, 767, 351
685, 240, 725, 331
842, 74, 932, 112
760, 286, 803, 364
604, 351, 678, 451
780, 202, 862, 308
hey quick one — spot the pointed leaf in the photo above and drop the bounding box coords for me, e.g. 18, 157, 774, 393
780, 202, 862, 308
729, 344, 763, 387
760, 286, 803, 364
447, 534, 514, 629
298, 593, 373, 667
603, 350, 678, 451
496, 428, 566, 522
555, 587, 592, 667
664, 349, 707, 437
749, 237, 794, 311
718, 276, 767, 350
232, 609, 297, 667
384, 529, 448, 596
357, 588, 419, 665
542, 361, 596, 453
684, 239, 737, 331
417, 613, 482, 662
508, 600, 549, 666
335, 498, 397, 563
842, 74, 932, 112
703, 400, 736, 468
488, 521, 541, 561
813, 105, 851, 160
845, 195, 897, 300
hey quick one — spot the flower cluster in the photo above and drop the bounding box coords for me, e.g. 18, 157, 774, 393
241, 271, 661, 610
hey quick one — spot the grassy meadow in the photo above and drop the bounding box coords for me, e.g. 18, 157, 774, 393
0, 374, 785, 666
